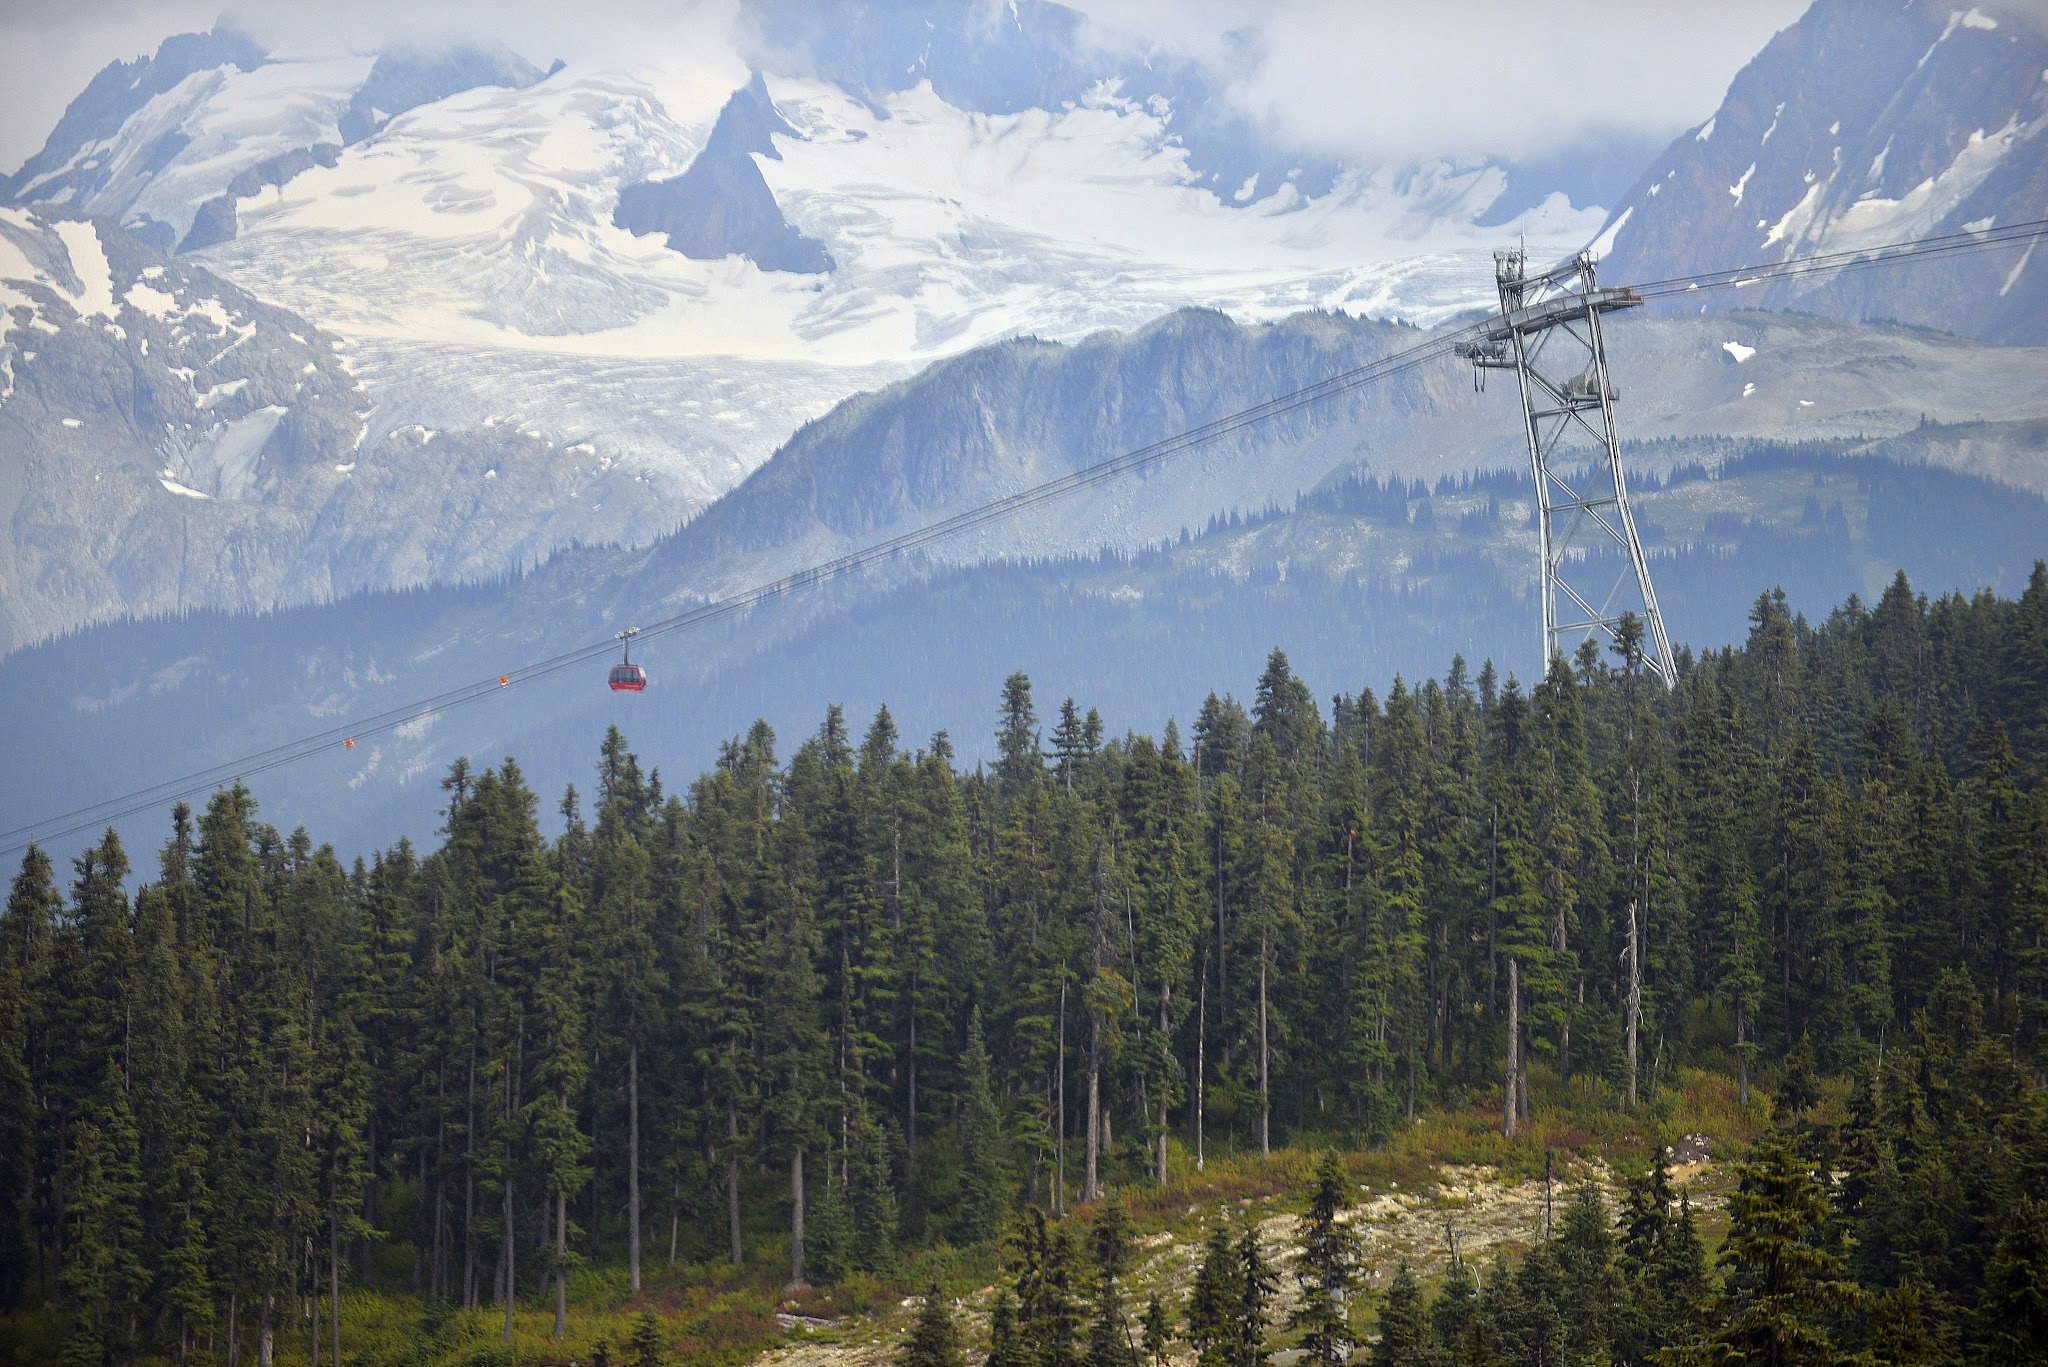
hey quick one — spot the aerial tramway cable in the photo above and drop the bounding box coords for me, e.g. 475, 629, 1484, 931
5, 216, 2044, 858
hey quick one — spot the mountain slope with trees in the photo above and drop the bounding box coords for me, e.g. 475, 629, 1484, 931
3, 569, 2047, 1363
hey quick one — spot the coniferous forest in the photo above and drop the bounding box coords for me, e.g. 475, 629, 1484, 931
5, 569, 2048, 1366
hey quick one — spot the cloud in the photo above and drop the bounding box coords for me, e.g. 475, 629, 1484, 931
0, 2, 218, 172
0, 0, 740, 174
213, 0, 737, 66
0, 0, 1809, 175
1072, 0, 1810, 162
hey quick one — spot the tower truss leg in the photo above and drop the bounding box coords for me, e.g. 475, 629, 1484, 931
1456, 249, 1674, 687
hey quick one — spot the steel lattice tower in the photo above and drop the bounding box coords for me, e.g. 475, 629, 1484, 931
1456, 249, 1674, 688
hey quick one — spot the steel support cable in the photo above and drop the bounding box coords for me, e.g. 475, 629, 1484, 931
0, 327, 1482, 852
1626, 216, 2048, 300
8, 216, 2047, 857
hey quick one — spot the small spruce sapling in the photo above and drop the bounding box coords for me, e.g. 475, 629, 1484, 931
900, 1287, 965, 1367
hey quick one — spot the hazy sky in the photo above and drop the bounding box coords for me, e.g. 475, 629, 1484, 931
0, 0, 1811, 173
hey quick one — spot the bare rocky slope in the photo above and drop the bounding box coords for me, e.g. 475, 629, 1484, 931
0, 208, 757, 650
1594, 0, 2048, 343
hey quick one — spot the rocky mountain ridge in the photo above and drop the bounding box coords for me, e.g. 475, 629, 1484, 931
0, 1, 1615, 647
0, 207, 771, 650
1595, 0, 2048, 342
2, 0, 2044, 658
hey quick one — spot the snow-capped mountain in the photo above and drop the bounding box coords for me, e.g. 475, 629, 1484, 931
5, 299, 2044, 862
0, 204, 366, 649
0, 31, 549, 255
0, 6, 1613, 602
1594, 0, 2048, 343
0, 2, 1624, 645
10, 0, 2041, 655
0, 205, 840, 650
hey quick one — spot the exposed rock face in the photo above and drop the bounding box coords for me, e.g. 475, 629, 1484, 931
613, 73, 833, 274
738, 0, 1342, 204
0, 27, 266, 208
3, 0, 2042, 669
177, 144, 342, 252
0, 209, 722, 651
0, 5, 1625, 652
0, 207, 366, 651
1593, 0, 2048, 343
335, 44, 549, 147
4, 30, 548, 256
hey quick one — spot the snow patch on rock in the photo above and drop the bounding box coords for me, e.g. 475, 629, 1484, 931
50, 220, 117, 320
124, 281, 179, 318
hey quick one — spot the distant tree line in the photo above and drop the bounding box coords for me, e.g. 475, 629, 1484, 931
3, 566, 2047, 1363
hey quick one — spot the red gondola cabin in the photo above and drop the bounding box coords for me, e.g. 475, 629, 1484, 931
610, 628, 645, 691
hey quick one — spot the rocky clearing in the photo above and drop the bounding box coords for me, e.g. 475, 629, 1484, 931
753, 1140, 1729, 1367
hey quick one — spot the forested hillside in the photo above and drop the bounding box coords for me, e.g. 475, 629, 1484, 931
4, 569, 2048, 1365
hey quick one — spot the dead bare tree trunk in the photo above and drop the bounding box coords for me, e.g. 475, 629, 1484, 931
790, 1147, 806, 1285
1258, 947, 1271, 1158
462, 1044, 478, 1309
502, 1040, 518, 1346
1736, 1001, 1751, 1106
1626, 902, 1641, 1109
1085, 1025, 1102, 1203
628, 1040, 642, 1292
552, 1189, 568, 1339
1157, 979, 1171, 1185
501, 1171, 515, 1344
1055, 973, 1068, 1217
330, 1209, 342, 1366
1195, 974, 1206, 1173
1504, 958, 1520, 1138
727, 1103, 743, 1265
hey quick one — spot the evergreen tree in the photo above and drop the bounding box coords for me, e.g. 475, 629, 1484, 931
1291, 1153, 1362, 1364
1977, 1199, 2048, 1367
999, 674, 1045, 802
1141, 1295, 1171, 1367
60, 1060, 146, 1356
1681, 1128, 1860, 1366
987, 1288, 1031, 1367
901, 1287, 966, 1367
1036, 1217, 1086, 1367
628, 1309, 667, 1367
2, 574, 2047, 1364
1185, 1224, 1242, 1367
956, 1006, 1011, 1245
1085, 1201, 1138, 1367
1556, 1183, 1619, 1362
1430, 1256, 1479, 1362
1234, 1225, 1277, 1367
1370, 1262, 1429, 1367
1866, 1278, 1959, 1367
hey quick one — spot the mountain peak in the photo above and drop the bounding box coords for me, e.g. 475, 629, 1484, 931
336, 42, 549, 146
612, 72, 832, 273
2, 25, 266, 202
1594, 0, 2048, 342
